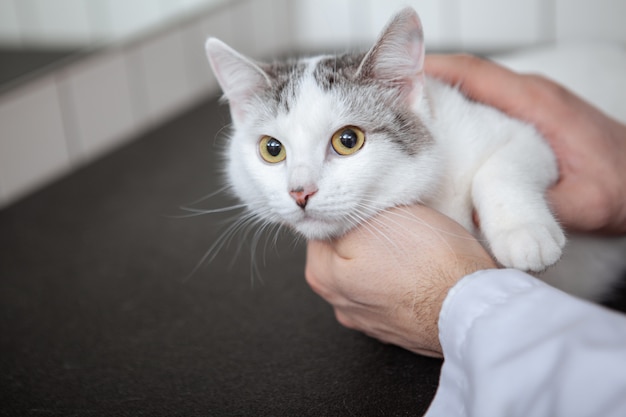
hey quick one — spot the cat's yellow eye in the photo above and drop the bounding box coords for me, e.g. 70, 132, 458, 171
259, 135, 286, 163
331, 126, 365, 156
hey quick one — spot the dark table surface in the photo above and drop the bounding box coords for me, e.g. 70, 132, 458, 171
1, 98, 444, 416
0, 49, 82, 91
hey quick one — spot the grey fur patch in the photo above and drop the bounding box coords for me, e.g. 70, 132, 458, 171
313, 53, 365, 91
251, 52, 433, 156
312, 53, 433, 155
261, 60, 307, 113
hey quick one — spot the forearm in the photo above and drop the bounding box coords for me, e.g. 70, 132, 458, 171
426, 269, 626, 417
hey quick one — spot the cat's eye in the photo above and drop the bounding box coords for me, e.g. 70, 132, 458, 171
331, 126, 365, 156
259, 135, 286, 163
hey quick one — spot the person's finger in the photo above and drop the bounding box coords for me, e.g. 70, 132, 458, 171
548, 178, 620, 234
425, 54, 526, 103
305, 240, 345, 302
425, 54, 564, 133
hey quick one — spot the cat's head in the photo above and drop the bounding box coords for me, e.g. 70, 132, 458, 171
205, 8, 439, 240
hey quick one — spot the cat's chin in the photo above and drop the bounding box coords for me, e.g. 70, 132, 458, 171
292, 218, 351, 241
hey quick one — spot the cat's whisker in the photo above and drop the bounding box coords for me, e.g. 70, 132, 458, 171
249, 216, 289, 285
358, 212, 419, 260
214, 122, 233, 144
347, 199, 461, 259
184, 218, 245, 281
255, 218, 276, 266
357, 197, 487, 243
169, 203, 249, 219
185, 208, 273, 281
390, 205, 488, 245
358, 202, 458, 258
228, 209, 276, 261
338, 204, 410, 258
248, 224, 266, 287
272, 223, 290, 248
224, 208, 287, 286
166, 186, 245, 219
226, 213, 261, 265
352, 208, 400, 248
388, 206, 458, 258
183, 185, 231, 206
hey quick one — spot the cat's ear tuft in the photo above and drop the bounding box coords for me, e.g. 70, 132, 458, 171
205, 38, 271, 124
357, 8, 425, 96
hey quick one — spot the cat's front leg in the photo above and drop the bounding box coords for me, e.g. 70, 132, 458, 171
472, 139, 566, 272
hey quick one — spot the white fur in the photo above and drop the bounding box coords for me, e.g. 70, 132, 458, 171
422, 79, 566, 272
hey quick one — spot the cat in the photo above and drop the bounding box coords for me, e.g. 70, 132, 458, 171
204, 7, 626, 301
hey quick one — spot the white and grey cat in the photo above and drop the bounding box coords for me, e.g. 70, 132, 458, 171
204, 7, 625, 301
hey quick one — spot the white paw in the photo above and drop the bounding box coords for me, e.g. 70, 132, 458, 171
490, 223, 566, 272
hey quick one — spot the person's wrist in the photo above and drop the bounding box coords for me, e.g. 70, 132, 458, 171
412, 259, 498, 358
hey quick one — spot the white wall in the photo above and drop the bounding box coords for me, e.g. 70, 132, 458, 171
0, 0, 226, 47
2, 0, 626, 50
293, 0, 626, 52
0, 0, 625, 209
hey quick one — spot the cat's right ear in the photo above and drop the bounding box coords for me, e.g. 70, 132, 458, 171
205, 38, 271, 125
356, 8, 425, 102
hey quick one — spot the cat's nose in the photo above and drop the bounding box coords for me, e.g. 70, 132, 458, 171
289, 187, 318, 209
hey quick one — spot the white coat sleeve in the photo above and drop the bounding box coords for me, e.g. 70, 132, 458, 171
424, 269, 626, 417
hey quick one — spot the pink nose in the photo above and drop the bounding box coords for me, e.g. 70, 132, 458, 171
289, 187, 317, 209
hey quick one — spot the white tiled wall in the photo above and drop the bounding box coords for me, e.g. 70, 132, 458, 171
21, 0, 93, 46
1, 0, 625, 208
0, 0, 228, 47
57, 49, 136, 162
293, 0, 626, 51
556, 0, 626, 42
0, 77, 71, 203
456, 0, 550, 49
0, 0, 23, 45
3, 0, 626, 49
130, 30, 193, 126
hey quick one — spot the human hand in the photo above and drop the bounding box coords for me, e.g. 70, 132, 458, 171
305, 205, 497, 358
425, 54, 626, 235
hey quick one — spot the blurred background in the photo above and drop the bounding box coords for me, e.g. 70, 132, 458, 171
1, 0, 625, 210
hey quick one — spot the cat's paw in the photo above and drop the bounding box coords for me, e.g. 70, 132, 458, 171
490, 223, 566, 272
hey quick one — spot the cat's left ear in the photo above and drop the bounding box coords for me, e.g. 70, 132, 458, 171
357, 8, 425, 101
205, 38, 271, 125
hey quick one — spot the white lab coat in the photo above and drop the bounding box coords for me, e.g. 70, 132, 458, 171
424, 269, 626, 417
